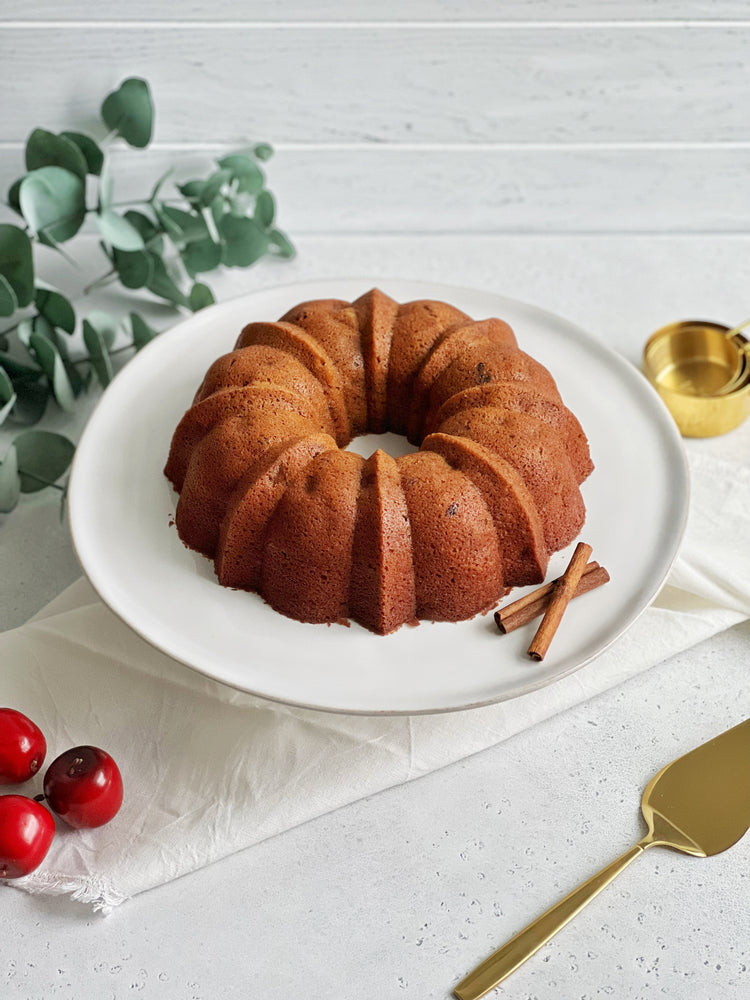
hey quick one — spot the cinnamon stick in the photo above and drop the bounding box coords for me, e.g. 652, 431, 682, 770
527, 542, 594, 661
495, 562, 609, 634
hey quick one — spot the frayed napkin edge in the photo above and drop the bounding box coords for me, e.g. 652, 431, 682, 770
5, 870, 127, 915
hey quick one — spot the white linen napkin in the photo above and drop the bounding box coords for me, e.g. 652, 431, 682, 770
3, 450, 749, 912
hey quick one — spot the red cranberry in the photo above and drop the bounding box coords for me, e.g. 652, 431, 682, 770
0, 708, 47, 785
43, 746, 123, 829
0, 794, 55, 878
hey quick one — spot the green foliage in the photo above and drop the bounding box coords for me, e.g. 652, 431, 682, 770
189, 282, 215, 312
27, 328, 75, 411
34, 282, 76, 334
0, 225, 34, 307
219, 216, 269, 267
14, 430, 76, 494
26, 129, 88, 180
114, 248, 153, 289
101, 78, 154, 149
0, 75, 293, 515
61, 131, 104, 175
83, 319, 114, 387
269, 228, 295, 260
0, 365, 16, 426
0, 275, 17, 318
19, 166, 86, 245
129, 312, 157, 349
96, 210, 146, 251
0, 443, 20, 513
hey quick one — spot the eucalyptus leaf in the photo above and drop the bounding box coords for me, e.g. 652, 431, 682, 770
182, 237, 222, 276
188, 282, 215, 312
51, 329, 86, 398
83, 319, 114, 387
254, 190, 275, 229
85, 310, 119, 349
178, 179, 206, 201
219, 215, 269, 267
60, 131, 104, 175
217, 155, 264, 195
269, 228, 295, 259
0, 394, 14, 427
130, 312, 157, 350
97, 210, 145, 252
28, 330, 75, 411
198, 169, 231, 207
9, 379, 49, 426
153, 203, 183, 242
156, 204, 209, 244
34, 281, 76, 333
25, 128, 88, 180
0, 365, 17, 426
31, 314, 55, 340
19, 166, 86, 245
101, 77, 154, 149
123, 209, 160, 242
14, 430, 75, 493
0, 274, 18, 317
7, 177, 23, 215
114, 248, 153, 289
146, 253, 188, 307
0, 444, 20, 513
253, 143, 273, 162
0, 224, 34, 307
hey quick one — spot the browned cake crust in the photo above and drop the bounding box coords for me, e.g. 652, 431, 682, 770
164, 289, 594, 634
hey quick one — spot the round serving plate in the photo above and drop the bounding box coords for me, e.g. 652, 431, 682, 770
68, 279, 689, 715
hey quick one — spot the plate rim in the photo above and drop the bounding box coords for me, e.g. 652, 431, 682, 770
68, 277, 690, 716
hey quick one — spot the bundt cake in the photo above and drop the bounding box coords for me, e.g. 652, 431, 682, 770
164, 289, 593, 634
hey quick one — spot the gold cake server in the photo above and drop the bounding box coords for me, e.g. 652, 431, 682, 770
454, 718, 750, 1000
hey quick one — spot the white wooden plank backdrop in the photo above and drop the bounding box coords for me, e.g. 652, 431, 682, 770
1, 4, 749, 234
5, 2, 750, 21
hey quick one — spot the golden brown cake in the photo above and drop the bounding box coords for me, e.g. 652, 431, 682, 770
164, 289, 594, 634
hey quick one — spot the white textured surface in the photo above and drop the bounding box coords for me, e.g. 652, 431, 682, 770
2, 234, 750, 999
3, 630, 750, 1000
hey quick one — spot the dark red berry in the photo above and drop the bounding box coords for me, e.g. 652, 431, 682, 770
43, 746, 123, 829
0, 794, 55, 878
0, 708, 47, 785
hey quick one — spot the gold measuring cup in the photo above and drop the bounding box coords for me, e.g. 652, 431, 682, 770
642, 320, 750, 437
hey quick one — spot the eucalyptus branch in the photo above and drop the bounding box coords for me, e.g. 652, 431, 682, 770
16, 469, 66, 492
0, 75, 294, 515
82, 270, 117, 295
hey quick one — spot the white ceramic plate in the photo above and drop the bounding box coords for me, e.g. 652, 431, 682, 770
68, 279, 688, 715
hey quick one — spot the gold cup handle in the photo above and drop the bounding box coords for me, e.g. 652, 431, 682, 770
726, 318, 750, 353
453, 841, 648, 1000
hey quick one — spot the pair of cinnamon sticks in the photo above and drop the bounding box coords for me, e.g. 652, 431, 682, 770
495, 542, 610, 661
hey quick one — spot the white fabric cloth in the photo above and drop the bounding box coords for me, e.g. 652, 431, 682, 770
3, 451, 749, 912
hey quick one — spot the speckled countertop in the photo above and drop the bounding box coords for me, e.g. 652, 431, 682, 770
3, 235, 750, 1000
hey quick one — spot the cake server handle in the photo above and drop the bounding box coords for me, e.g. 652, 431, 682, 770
452, 841, 646, 1000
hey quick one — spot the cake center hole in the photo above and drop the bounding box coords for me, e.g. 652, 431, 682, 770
347, 432, 419, 460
